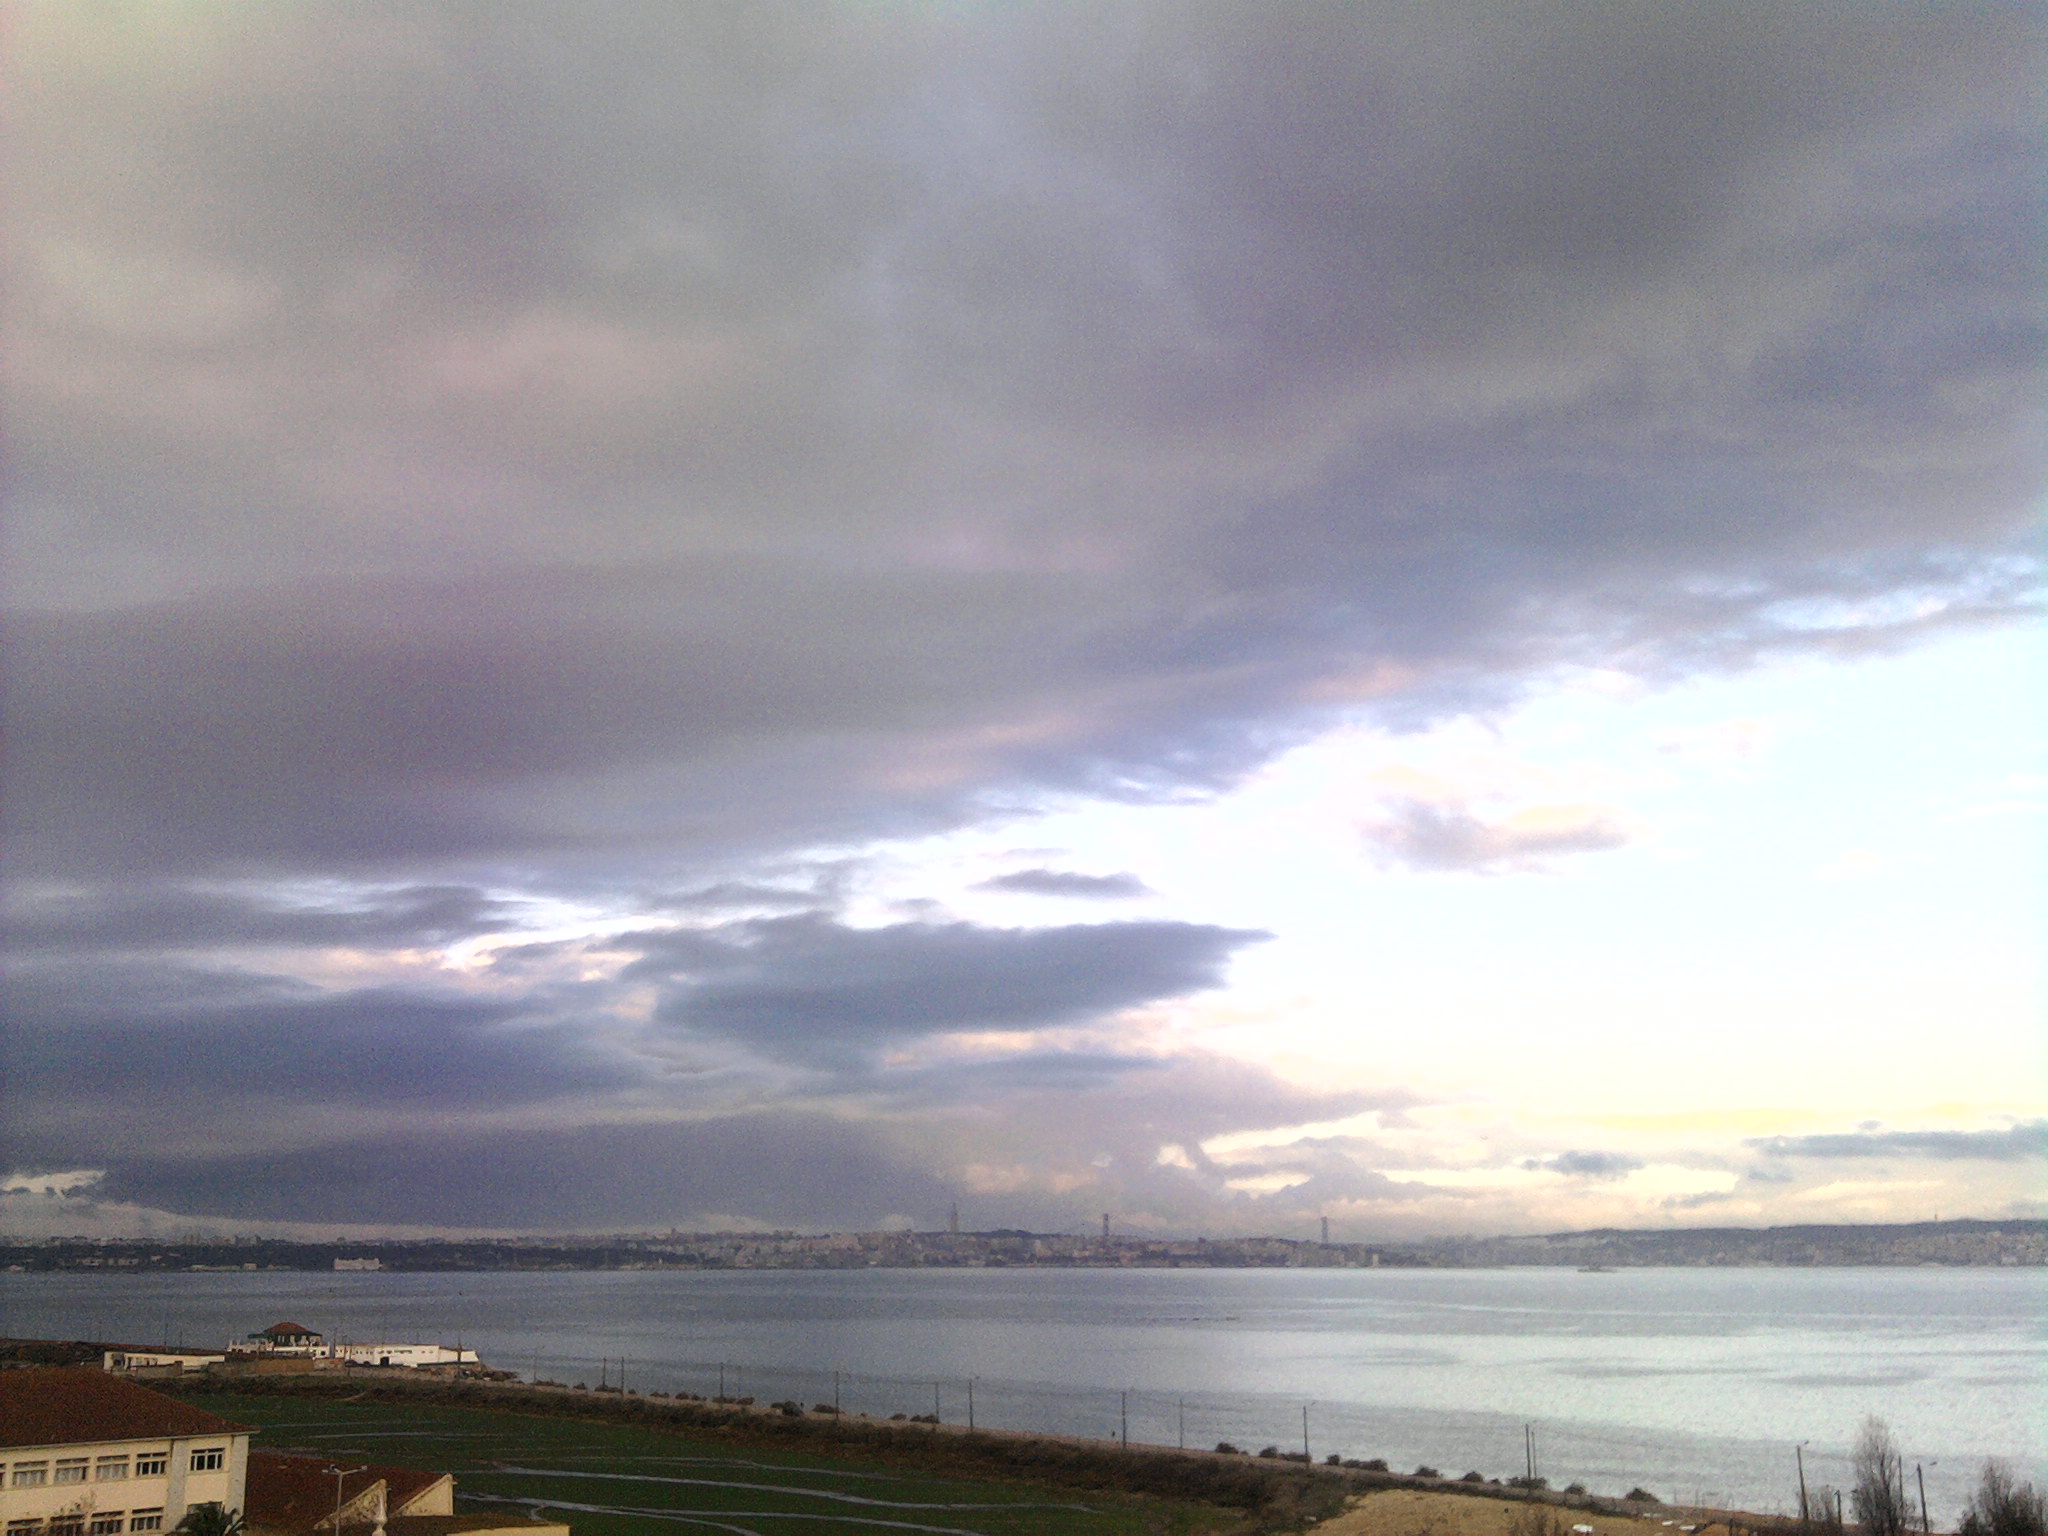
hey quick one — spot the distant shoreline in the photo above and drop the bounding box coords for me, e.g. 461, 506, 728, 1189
5, 1218, 2042, 1273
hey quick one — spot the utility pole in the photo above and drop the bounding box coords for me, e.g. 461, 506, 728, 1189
1321, 1216, 1330, 1245
717, 1362, 725, 1400
833, 1370, 841, 1416
932, 1381, 941, 1428
967, 1377, 975, 1431
1178, 1397, 1185, 1451
1102, 1212, 1111, 1240
1303, 1404, 1311, 1463
1525, 1423, 1534, 1483
1796, 1444, 1810, 1525
1120, 1390, 1129, 1448
1916, 1465, 1931, 1535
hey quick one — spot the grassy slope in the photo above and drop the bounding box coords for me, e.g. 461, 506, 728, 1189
192, 1391, 1250, 1536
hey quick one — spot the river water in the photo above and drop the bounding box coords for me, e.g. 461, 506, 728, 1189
4, 1266, 2040, 1524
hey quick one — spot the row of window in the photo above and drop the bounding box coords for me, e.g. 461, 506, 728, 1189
4, 1511, 163, 1535
4, 1451, 219, 1489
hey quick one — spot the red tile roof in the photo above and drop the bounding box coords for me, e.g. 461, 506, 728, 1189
247, 1452, 453, 1534
0, 1369, 254, 1450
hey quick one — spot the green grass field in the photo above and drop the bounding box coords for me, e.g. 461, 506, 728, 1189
193, 1393, 1236, 1536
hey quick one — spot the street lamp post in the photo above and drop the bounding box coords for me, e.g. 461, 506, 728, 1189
324, 1465, 365, 1536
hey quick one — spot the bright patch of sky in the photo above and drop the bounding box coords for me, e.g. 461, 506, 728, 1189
853, 621, 2046, 1132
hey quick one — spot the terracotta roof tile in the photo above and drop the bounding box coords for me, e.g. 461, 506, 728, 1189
0, 1369, 253, 1450
247, 1452, 453, 1535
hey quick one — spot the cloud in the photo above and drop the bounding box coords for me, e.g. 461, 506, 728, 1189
87, 1114, 960, 1232
1363, 798, 1639, 873
2, 882, 517, 953
4, 2, 2037, 885
975, 869, 1153, 899
1748, 1121, 2048, 1161
625, 913, 1268, 1061
0, 962, 648, 1170
1, 2, 2039, 1235
1524, 1150, 1648, 1180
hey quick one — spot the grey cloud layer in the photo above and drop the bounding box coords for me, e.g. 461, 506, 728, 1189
977, 870, 1153, 899
7, 1, 2039, 881
1749, 1122, 2048, 1162
2, 2, 2040, 1231
623, 914, 1267, 1058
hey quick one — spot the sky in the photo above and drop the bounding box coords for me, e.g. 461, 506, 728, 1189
2, 0, 2042, 1241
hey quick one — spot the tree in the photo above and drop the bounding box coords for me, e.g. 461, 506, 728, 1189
1959, 1462, 2048, 1536
1850, 1418, 1909, 1536
173, 1505, 244, 1536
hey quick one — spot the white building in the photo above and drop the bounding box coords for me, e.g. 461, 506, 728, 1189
0, 1369, 253, 1536
98, 1352, 225, 1375
325, 1347, 477, 1370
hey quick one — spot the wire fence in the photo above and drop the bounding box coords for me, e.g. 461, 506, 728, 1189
510, 1349, 1910, 1522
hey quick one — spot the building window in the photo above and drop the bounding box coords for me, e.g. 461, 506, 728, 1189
55, 1461, 90, 1485
186, 1450, 224, 1474
95, 1461, 129, 1482
89, 1518, 125, 1536
48, 1519, 83, 1536
7, 1520, 45, 1536
11, 1464, 49, 1487
132, 1458, 166, 1479
129, 1514, 164, 1533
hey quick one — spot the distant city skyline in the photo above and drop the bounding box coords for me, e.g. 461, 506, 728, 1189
3, 2, 2041, 1240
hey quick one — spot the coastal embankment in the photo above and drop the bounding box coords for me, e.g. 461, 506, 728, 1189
160, 1368, 1808, 1535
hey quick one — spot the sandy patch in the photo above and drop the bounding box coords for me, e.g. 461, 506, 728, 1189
1310, 1488, 1730, 1536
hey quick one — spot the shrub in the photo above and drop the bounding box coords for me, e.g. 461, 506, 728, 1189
1462, 1471, 1486, 1483
1566, 1484, 1588, 1496
1415, 1466, 1441, 1480
1625, 1488, 1660, 1504
811, 1403, 839, 1414
771, 1400, 803, 1416
1959, 1461, 2048, 1536
1327, 1454, 1344, 1466
1509, 1476, 1550, 1490
1361, 1459, 1389, 1472
1509, 1508, 1570, 1536
1214, 1442, 1241, 1455
1258, 1446, 1281, 1459
1852, 1418, 1910, 1536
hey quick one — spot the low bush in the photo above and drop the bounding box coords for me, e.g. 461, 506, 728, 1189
1626, 1488, 1660, 1504
1462, 1471, 1486, 1483
1415, 1466, 1441, 1480
1214, 1442, 1241, 1455
1959, 1461, 2048, 1536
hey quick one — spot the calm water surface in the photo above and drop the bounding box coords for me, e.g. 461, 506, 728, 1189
5, 1266, 2040, 1523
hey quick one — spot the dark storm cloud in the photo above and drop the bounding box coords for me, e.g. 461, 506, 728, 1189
2, 2, 2041, 1232
2, 883, 514, 953
1524, 1150, 1647, 1180
976, 869, 1153, 899
4, 1, 2038, 882
624, 913, 1267, 1058
87, 1114, 957, 1231
1748, 1122, 2048, 1161
1, 962, 639, 1155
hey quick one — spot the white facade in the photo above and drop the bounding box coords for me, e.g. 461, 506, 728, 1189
99, 1353, 225, 1374
327, 1345, 477, 1369
0, 1431, 250, 1536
